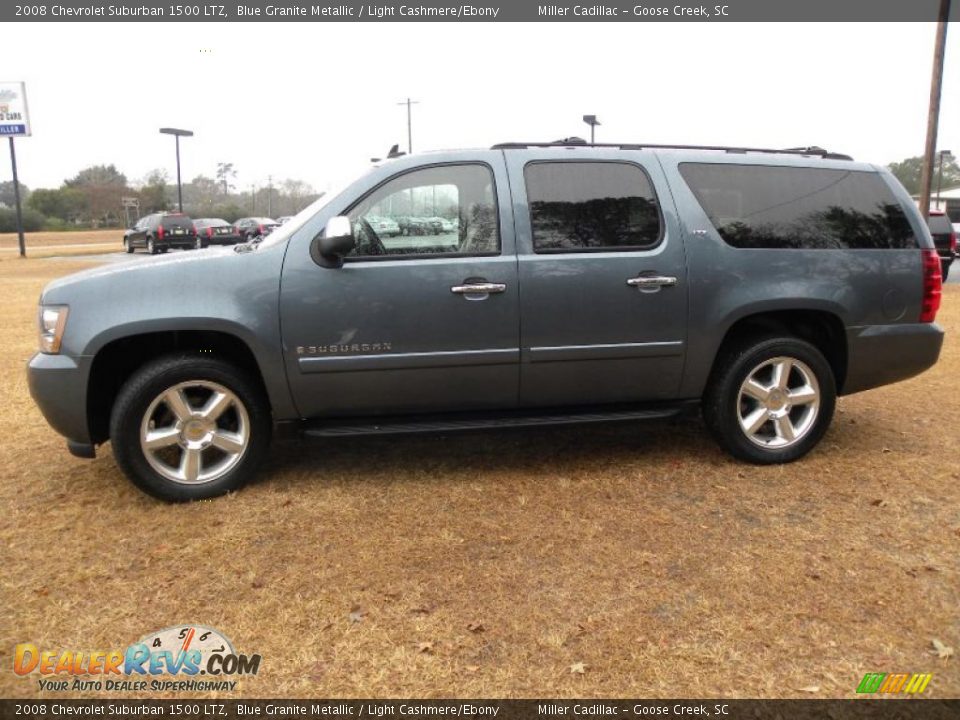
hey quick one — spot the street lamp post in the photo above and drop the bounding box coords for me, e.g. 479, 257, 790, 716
582, 115, 601, 144
159, 127, 193, 212
936, 149, 952, 210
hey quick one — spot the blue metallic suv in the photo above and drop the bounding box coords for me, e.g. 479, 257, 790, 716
28, 141, 944, 500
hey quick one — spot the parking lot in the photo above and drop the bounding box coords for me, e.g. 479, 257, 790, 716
0, 239, 958, 699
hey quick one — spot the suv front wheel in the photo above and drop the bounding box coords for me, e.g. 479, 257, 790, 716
109, 354, 272, 501
703, 337, 836, 464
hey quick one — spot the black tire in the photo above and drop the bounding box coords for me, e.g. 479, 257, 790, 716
195, 236, 205, 250
703, 336, 836, 464
147, 236, 157, 255
124, 237, 134, 254
941, 262, 950, 282
109, 353, 272, 501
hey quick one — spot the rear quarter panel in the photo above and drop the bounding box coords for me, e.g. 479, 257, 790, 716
657, 153, 929, 398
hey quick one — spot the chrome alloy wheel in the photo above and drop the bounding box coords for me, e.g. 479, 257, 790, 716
736, 356, 820, 449
139, 381, 250, 484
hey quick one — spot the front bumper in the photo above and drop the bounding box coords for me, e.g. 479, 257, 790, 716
843, 322, 944, 395
27, 352, 93, 448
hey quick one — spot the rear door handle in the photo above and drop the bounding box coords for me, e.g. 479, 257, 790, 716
627, 275, 677, 289
451, 282, 507, 294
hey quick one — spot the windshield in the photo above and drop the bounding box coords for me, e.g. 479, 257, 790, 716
257, 168, 372, 249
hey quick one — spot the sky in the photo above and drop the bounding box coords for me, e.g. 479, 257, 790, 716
3, 22, 958, 195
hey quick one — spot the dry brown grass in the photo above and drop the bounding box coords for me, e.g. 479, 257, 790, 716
0, 257, 958, 700
0, 230, 119, 248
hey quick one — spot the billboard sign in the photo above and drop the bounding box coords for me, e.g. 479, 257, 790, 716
0, 82, 31, 136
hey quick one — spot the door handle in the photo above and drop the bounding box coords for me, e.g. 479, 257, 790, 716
451, 282, 507, 294
627, 275, 677, 289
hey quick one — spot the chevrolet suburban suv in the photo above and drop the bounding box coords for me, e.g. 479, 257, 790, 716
28, 142, 945, 501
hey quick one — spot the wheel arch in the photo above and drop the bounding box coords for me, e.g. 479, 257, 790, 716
87, 327, 273, 444
710, 308, 848, 394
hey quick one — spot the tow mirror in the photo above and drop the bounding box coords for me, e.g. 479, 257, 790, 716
311, 216, 355, 268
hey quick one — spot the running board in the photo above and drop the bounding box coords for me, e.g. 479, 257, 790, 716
300, 401, 697, 438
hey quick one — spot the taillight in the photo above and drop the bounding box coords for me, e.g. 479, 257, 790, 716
920, 248, 942, 323
157, 225, 164, 239
258, 224, 264, 235
192, 224, 198, 236
207, 227, 214, 238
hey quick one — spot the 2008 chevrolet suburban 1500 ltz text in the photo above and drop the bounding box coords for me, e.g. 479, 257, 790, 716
28, 141, 945, 501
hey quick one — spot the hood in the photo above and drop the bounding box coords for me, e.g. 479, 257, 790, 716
40, 246, 240, 301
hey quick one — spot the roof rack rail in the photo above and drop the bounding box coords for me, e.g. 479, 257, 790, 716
491, 141, 853, 161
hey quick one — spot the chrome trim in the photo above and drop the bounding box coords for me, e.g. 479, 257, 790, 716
627, 275, 677, 288
527, 341, 684, 362
451, 283, 507, 294
299, 348, 520, 373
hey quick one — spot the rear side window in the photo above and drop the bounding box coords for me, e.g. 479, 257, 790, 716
679, 163, 916, 250
525, 161, 662, 252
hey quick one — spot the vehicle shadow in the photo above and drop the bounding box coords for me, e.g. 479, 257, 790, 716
257, 412, 719, 489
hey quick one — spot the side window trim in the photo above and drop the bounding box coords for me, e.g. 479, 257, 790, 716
343, 161, 502, 263
524, 159, 665, 254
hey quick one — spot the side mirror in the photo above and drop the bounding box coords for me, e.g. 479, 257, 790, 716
311, 216, 356, 268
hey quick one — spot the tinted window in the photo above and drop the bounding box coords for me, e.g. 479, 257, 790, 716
679, 163, 916, 250
525, 161, 661, 252
347, 164, 498, 258
160, 214, 194, 230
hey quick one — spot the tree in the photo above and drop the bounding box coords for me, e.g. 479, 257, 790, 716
0, 180, 29, 208
139, 169, 169, 213
27, 187, 85, 221
216, 162, 236, 196
63, 164, 130, 225
185, 174, 219, 214
888, 155, 960, 196
64, 164, 127, 189
0, 207, 45, 232
280, 179, 313, 214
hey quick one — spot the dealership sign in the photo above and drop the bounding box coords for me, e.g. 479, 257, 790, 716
0, 82, 31, 136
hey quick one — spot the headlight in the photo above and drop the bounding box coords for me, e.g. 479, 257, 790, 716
38, 305, 69, 354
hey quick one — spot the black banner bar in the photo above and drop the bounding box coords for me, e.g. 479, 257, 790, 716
2, 700, 960, 720
4, 0, 960, 23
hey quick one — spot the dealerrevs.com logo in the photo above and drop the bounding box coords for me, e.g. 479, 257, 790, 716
14, 625, 261, 692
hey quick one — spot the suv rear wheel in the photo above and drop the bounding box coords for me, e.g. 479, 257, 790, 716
703, 337, 836, 464
147, 236, 157, 254
109, 354, 272, 501
124, 237, 134, 254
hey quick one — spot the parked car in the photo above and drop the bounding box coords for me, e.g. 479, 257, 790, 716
193, 218, 243, 247
363, 215, 401, 237
397, 216, 428, 236
123, 213, 198, 254
234, 217, 279, 241
927, 210, 956, 280
30, 142, 944, 501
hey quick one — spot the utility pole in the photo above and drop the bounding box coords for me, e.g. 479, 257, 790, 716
397, 97, 419, 154
919, 0, 950, 221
